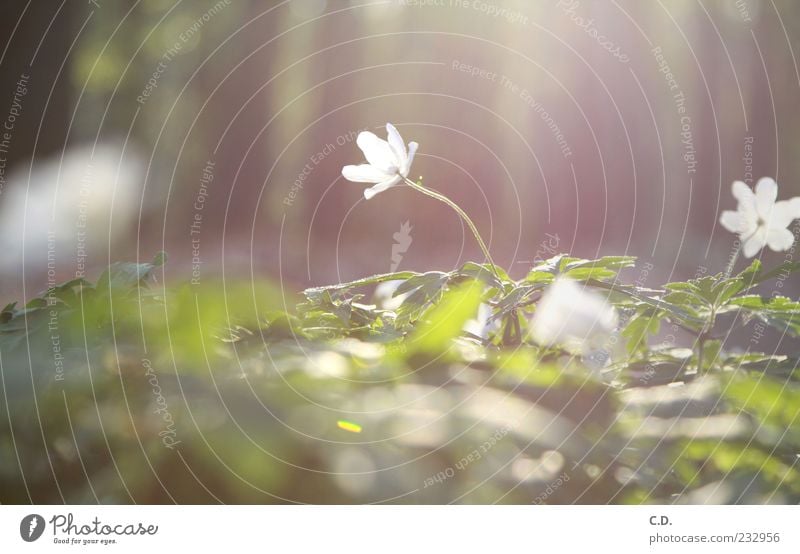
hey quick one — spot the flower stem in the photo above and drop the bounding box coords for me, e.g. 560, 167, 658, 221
696, 306, 716, 374
724, 242, 741, 278
403, 177, 501, 281
696, 334, 706, 373
725, 229, 759, 278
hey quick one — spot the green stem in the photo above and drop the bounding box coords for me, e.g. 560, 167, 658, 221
724, 241, 742, 278
697, 334, 706, 374
404, 177, 500, 281
696, 307, 716, 374
725, 228, 759, 278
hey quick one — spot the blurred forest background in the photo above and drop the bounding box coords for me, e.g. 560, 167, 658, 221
1, 0, 800, 297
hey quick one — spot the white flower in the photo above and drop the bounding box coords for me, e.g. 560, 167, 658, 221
719, 177, 800, 257
374, 280, 409, 311
529, 278, 618, 350
342, 123, 418, 200
462, 302, 500, 340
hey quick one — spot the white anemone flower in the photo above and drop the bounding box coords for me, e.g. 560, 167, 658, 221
530, 278, 618, 350
719, 177, 800, 257
374, 280, 409, 311
342, 123, 418, 200
462, 303, 501, 340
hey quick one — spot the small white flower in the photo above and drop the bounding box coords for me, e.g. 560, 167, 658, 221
530, 278, 618, 350
342, 123, 418, 200
462, 302, 500, 340
374, 280, 409, 311
719, 177, 800, 257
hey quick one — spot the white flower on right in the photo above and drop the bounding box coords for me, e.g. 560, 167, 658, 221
529, 278, 618, 350
341, 123, 418, 200
719, 177, 800, 257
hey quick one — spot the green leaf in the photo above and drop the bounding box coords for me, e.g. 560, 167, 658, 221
492, 284, 541, 320
303, 270, 422, 300
455, 261, 508, 289
563, 266, 618, 281
526, 254, 635, 283
740, 259, 800, 288
408, 279, 483, 354
522, 270, 555, 285
588, 279, 704, 327
494, 349, 563, 386
393, 272, 451, 326
394, 271, 448, 297
730, 295, 800, 336
95, 252, 166, 294
662, 290, 707, 309
713, 278, 745, 306
698, 339, 723, 372
0, 302, 17, 324
621, 307, 662, 354
724, 373, 800, 429
564, 255, 636, 273
723, 353, 800, 380
665, 272, 744, 310
664, 282, 701, 293
24, 298, 48, 310
530, 254, 567, 274
152, 251, 168, 267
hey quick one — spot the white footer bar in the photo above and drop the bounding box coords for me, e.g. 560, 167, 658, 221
1, 505, 798, 552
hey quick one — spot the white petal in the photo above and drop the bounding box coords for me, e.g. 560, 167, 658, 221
401, 141, 419, 177
766, 227, 795, 252
720, 209, 757, 236
374, 279, 407, 310
363, 175, 402, 200
776, 196, 800, 226
732, 180, 755, 203
463, 303, 493, 339
529, 278, 617, 348
356, 131, 399, 173
769, 200, 799, 229
731, 180, 757, 222
385, 123, 407, 164
342, 164, 391, 183
755, 177, 778, 219
719, 210, 744, 233
742, 227, 767, 257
